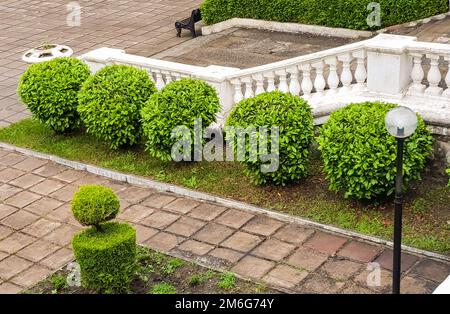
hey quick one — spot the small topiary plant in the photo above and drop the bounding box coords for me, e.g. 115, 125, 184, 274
317, 102, 433, 200
77, 65, 157, 149
141, 78, 220, 161
226, 91, 314, 185
71, 185, 136, 293
17, 57, 90, 133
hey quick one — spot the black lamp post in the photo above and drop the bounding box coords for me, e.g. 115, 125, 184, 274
385, 106, 418, 294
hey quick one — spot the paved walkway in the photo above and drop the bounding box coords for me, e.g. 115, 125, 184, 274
0, 148, 449, 294
0, 0, 202, 127
390, 15, 450, 43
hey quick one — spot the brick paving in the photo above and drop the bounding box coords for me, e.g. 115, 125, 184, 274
0, 148, 449, 294
0, 0, 203, 127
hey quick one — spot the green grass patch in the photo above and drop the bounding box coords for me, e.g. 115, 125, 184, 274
1, 118, 448, 254
163, 258, 185, 275
189, 271, 216, 286
218, 272, 236, 290
50, 274, 68, 294
150, 282, 177, 294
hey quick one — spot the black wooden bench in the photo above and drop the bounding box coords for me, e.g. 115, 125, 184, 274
175, 9, 201, 38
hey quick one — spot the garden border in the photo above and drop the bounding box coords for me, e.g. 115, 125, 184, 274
200, 12, 450, 39
1, 141, 449, 263
200, 7, 450, 39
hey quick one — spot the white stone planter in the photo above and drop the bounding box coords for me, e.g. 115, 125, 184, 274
22, 44, 73, 64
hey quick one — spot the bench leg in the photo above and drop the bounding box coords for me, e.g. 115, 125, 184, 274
190, 25, 196, 38
176, 27, 182, 37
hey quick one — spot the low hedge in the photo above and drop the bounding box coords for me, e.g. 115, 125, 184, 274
18, 57, 90, 133
317, 102, 433, 200
72, 222, 136, 293
200, 0, 448, 30
78, 65, 156, 150
447, 168, 450, 187
226, 91, 314, 185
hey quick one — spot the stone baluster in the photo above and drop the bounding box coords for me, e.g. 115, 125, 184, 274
253, 74, 266, 95
171, 72, 182, 81
299, 64, 313, 98
275, 69, 289, 93
325, 56, 339, 94
312, 61, 326, 96
443, 56, 450, 98
153, 70, 165, 90
241, 77, 254, 99
353, 50, 367, 91
162, 71, 172, 85
408, 53, 426, 95
338, 53, 353, 92
264, 72, 276, 92
144, 67, 155, 82
286, 66, 301, 95
231, 78, 244, 104
425, 54, 443, 96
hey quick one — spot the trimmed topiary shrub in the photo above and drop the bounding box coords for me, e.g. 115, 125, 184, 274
317, 102, 433, 200
77, 65, 157, 149
71, 185, 120, 229
201, 0, 448, 30
226, 91, 314, 185
17, 57, 90, 133
71, 184, 137, 293
72, 222, 136, 293
141, 78, 220, 161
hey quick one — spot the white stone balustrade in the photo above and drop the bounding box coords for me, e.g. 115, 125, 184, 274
80, 35, 450, 128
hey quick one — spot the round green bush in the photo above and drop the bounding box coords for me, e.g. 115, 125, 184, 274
226, 91, 314, 185
141, 78, 220, 161
446, 168, 450, 187
17, 57, 90, 133
71, 185, 120, 227
77, 65, 157, 149
317, 102, 433, 200
72, 222, 136, 293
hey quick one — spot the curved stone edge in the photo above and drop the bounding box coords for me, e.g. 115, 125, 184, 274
1, 141, 449, 263
201, 18, 373, 39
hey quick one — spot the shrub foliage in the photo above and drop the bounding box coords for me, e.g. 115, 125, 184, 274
226, 91, 314, 185
201, 0, 448, 30
72, 222, 136, 293
71, 185, 136, 293
141, 78, 220, 161
71, 185, 120, 228
18, 57, 90, 133
78, 65, 156, 149
317, 102, 433, 199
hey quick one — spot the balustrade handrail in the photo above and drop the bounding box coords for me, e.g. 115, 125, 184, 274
81, 36, 450, 85
406, 41, 450, 56
81, 47, 204, 76
224, 40, 369, 80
